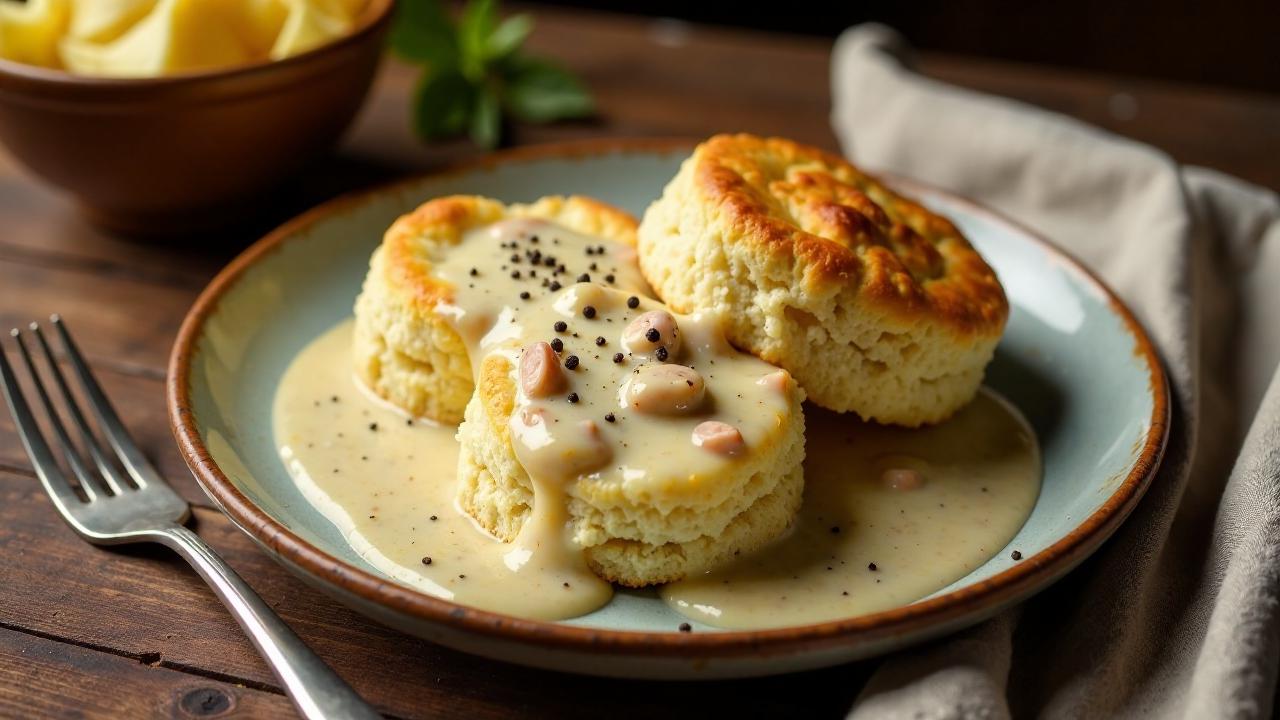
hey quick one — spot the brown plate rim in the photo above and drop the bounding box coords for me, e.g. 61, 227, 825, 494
167, 137, 1170, 659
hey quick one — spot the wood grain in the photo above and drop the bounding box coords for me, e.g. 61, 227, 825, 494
0, 626, 295, 719
0, 259, 196, 377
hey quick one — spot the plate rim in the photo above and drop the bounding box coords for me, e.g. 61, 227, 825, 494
167, 137, 1170, 658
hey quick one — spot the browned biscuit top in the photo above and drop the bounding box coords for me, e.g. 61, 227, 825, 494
380, 194, 640, 313
692, 133, 1008, 336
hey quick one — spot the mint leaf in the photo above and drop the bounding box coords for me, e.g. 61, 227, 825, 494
503, 57, 595, 122
397, 0, 595, 148
458, 0, 497, 76
389, 0, 458, 68
413, 69, 475, 140
470, 87, 502, 149
485, 13, 532, 60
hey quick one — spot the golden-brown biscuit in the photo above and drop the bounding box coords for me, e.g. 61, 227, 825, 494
353, 195, 643, 423
637, 133, 1009, 426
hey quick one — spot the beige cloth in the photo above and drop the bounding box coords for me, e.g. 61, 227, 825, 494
831, 24, 1280, 719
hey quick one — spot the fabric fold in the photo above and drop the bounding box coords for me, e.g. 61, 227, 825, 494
831, 23, 1280, 719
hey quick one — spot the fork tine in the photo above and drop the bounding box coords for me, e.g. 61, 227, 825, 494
0, 331, 91, 506
29, 323, 129, 495
12, 329, 107, 498
51, 315, 161, 489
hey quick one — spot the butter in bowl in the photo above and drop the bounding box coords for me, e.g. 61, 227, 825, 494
0, 0, 394, 236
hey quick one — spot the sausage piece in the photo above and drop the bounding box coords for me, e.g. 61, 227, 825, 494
520, 341, 565, 398
623, 364, 705, 415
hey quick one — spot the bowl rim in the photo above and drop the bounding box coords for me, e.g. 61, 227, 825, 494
167, 137, 1171, 658
0, 0, 395, 87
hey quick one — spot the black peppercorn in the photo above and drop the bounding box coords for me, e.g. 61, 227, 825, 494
554, 321, 568, 332
645, 328, 660, 343
519, 291, 531, 300
604, 413, 616, 422
567, 392, 580, 403
627, 296, 640, 309
655, 347, 669, 361
583, 306, 597, 319
565, 355, 580, 369
612, 352, 624, 363
595, 336, 606, 346
550, 338, 564, 353
577, 273, 591, 282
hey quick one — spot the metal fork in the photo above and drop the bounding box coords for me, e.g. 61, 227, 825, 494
0, 316, 380, 720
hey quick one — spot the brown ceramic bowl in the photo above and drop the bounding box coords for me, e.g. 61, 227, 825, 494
0, 0, 394, 236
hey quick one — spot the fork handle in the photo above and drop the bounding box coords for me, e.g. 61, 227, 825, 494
155, 525, 382, 720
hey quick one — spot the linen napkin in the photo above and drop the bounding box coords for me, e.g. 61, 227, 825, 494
831, 24, 1280, 719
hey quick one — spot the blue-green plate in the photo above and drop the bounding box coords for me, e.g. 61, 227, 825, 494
169, 139, 1168, 679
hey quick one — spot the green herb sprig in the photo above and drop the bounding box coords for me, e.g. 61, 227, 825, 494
390, 0, 595, 149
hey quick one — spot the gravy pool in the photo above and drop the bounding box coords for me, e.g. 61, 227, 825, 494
274, 320, 1040, 628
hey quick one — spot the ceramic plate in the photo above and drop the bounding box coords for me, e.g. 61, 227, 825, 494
168, 139, 1169, 679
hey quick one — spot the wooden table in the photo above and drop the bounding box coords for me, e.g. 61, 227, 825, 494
1, 7, 1276, 718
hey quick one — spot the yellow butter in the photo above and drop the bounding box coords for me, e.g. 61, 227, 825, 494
0, 0, 70, 68
236, 0, 289, 56
270, 0, 354, 60
0, 0, 365, 76
60, 0, 253, 76
68, 0, 157, 43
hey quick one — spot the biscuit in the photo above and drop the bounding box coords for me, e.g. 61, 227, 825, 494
353, 195, 643, 423
638, 134, 1008, 426
455, 286, 806, 587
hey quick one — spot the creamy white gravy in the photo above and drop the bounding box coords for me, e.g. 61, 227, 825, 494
661, 392, 1040, 629
275, 321, 1040, 628
275, 320, 609, 619
432, 218, 790, 502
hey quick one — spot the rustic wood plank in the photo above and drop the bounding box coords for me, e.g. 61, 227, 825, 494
0, 152, 395, 286
0, 166, 217, 286
0, 625, 296, 719
0, 469, 868, 718
0, 256, 196, 376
